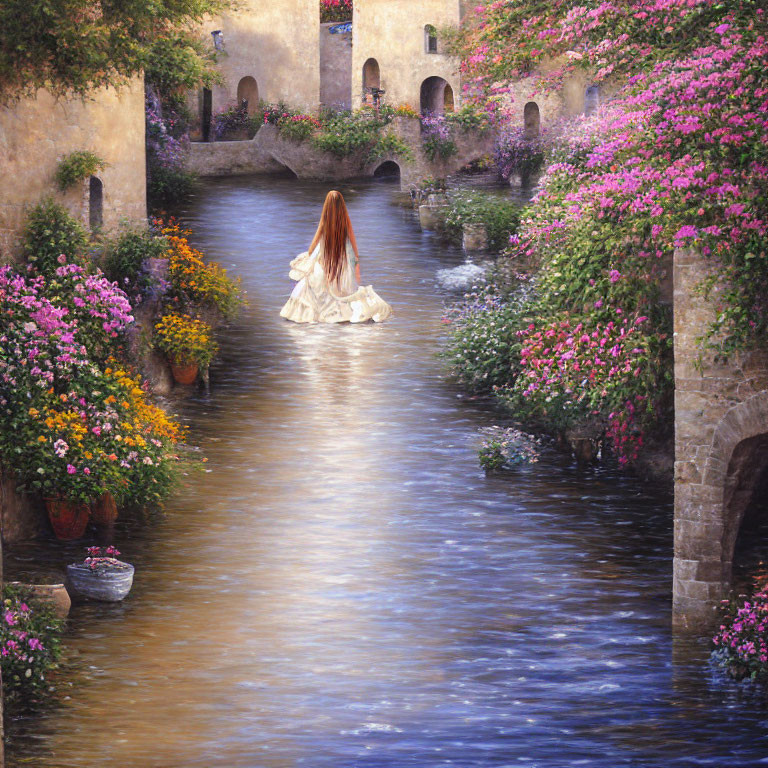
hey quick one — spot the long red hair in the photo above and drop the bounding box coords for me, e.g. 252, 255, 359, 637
319, 191, 352, 286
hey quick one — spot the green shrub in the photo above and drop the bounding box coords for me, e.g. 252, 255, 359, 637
1, 584, 64, 710
312, 109, 392, 157
443, 290, 527, 392
102, 227, 169, 296
446, 105, 493, 134
148, 164, 197, 211
22, 199, 89, 276
444, 190, 521, 252
369, 133, 414, 162
278, 114, 321, 142
55, 150, 107, 190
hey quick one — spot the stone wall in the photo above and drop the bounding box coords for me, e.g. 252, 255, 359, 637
673, 248, 768, 629
320, 22, 353, 110
186, 118, 496, 189
0, 79, 147, 258
352, 0, 462, 111
1, 475, 47, 544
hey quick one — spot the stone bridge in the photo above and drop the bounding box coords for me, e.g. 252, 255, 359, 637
673, 248, 768, 629
185, 116, 495, 191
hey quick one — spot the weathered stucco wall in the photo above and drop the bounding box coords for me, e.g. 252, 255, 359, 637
673, 248, 768, 629
352, 0, 462, 111
320, 22, 353, 110
0, 79, 147, 258
189, 0, 320, 140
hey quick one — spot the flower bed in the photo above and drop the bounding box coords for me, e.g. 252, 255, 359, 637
443, 1, 767, 468
1, 583, 64, 710
713, 588, 768, 681
320, 0, 352, 23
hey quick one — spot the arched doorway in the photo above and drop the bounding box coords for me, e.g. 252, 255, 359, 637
420, 76, 452, 115
237, 76, 259, 115
88, 177, 103, 230
585, 85, 600, 116
523, 102, 540, 139
444, 83, 455, 113
363, 58, 380, 91
725, 433, 768, 589
373, 160, 400, 179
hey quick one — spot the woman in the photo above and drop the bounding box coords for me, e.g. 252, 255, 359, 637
280, 190, 392, 324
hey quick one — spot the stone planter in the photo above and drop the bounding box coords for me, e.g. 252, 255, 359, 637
44, 498, 90, 541
91, 492, 118, 525
66, 561, 135, 602
463, 223, 488, 252
8, 583, 72, 618
170, 360, 199, 385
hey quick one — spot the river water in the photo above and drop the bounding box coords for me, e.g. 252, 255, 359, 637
6, 177, 768, 767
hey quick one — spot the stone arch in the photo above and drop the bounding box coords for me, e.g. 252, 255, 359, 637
363, 58, 380, 91
523, 101, 540, 139
420, 76, 453, 115
88, 176, 103, 230
674, 390, 768, 628
704, 392, 768, 575
373, 160, 401, 179
237, 76, 259, 115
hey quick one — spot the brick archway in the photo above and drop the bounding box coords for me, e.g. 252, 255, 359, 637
673, 247, 768, 629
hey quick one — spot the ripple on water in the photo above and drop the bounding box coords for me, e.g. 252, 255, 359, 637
5, 177, 768, 768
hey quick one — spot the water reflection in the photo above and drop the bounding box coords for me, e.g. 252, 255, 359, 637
6, 176, 768, 767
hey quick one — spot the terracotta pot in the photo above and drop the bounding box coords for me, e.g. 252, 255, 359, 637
44, 498, 90, 541
170, 360, 199, 385
91, 492, 118, 525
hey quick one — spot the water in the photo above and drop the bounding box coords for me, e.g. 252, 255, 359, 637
7, 177, 768, 767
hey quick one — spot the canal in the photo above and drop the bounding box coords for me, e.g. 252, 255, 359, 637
6, 176, 768, 767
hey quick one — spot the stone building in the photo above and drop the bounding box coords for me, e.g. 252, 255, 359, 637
0, 79, 147, 258
351, 0, 464, 114
188, 0, 322, 140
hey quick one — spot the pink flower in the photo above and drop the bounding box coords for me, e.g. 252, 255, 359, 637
66, 464, 77, 474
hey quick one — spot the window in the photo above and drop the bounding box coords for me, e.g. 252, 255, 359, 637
88, 177, 103, 230
425, 25, 438, 54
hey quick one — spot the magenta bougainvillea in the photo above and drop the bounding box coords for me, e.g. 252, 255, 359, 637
320, 0, 352, 23
445, 2, 768, 465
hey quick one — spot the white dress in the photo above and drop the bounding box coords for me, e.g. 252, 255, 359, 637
280, 241, 393, 324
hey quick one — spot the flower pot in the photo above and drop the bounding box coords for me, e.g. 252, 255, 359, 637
66, 561, 135, 602
91, 492, 118, 525
44, 498, 90, 541
170, 360, 199, 385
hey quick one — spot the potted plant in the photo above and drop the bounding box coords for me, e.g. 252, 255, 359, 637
66, 546, 134, 602
154, 312, 218, 385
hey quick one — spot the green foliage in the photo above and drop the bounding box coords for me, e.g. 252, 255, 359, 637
102, 227, 169, 297
444, 190, 521, 253
278, 115, 321, 142
312, 109, 393, 157
22, 199, 89, 277
1, 584, 64, 710
443, 289, 527, 392
148, 165, 197, 212
369, 133, 414, 162
0, 0, 234, 101
423, 135, 457, 162
446, 105, 493, 134
144, 33, 221, 109
55, 151, 107, 191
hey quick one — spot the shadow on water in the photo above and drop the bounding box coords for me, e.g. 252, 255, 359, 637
6, 175, 768, 767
